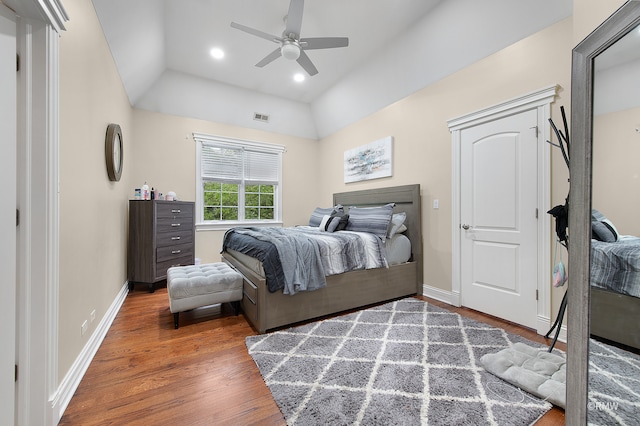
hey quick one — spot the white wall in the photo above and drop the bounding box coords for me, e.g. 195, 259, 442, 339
136, 70, 319, 140
311, 0, 572, 138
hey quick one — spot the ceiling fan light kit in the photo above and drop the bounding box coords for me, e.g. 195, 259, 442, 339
281, 41, 301, 60
230, 0, 348, 76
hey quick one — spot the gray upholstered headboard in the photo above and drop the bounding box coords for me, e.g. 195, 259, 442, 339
333, 184, 422, 286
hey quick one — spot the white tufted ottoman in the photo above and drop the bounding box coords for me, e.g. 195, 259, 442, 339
167, 262, 243, 329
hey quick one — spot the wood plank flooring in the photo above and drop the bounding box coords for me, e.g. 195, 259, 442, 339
59, 286, 565, 425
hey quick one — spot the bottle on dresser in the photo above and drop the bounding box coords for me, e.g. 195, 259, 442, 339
142, 182, 150, 200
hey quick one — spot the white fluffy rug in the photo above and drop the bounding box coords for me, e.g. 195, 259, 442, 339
246, 298, 552, 425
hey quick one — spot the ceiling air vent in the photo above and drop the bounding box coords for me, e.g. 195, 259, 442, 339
253, 112, 270, 123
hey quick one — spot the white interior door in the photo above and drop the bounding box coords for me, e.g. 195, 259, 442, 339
0, 4, 17, 426
460, 109, 539, 329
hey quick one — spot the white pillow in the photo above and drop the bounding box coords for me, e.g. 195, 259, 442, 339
319, 214, 332, 231
387, 212, 407, 238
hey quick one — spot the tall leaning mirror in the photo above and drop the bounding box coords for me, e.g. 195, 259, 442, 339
568, 1, 640, 424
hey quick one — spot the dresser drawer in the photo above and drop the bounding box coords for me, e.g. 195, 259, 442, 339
156, 203, 193, 219
156, 242, 193, 263
156, 229, 193, 248
156, 217, 194, 233
156, 255, 193, 279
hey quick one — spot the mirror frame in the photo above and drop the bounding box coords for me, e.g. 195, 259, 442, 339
105, 123, 123, 182
568, 1, 640, 423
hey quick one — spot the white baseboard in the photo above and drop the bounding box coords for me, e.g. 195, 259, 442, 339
423, 284, 567, 342
537, 315, 567, 345
422, 284, 457, 305
51, 282, 129, 422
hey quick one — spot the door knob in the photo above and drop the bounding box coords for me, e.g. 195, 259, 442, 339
461, 224, 470, 230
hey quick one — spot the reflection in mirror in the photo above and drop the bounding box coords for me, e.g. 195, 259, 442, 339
590, 21, 640, 423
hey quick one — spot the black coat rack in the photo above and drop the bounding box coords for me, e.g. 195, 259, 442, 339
545, 106, 570, 351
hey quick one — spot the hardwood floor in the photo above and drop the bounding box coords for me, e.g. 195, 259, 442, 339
59, 286, 566, 425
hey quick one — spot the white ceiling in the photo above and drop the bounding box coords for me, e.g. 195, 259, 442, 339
91, 0, 572, 139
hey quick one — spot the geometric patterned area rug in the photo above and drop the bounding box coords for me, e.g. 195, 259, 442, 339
246, 298, 552, 425
588, 338, 640, 425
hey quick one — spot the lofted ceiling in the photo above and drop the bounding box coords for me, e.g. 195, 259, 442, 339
92, 0, 572, 139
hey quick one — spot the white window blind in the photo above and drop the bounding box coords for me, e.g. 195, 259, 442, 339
245, 149, 280, 184
200, 144, 281, 184
193, 133, 285, 228
201, 145, 243, 182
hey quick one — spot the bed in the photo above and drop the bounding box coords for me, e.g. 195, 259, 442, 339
589, 209, 640, 350
221, 184, 422, 334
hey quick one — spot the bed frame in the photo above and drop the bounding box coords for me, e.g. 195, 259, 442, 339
590, 287, 640, 350
222, 184, 423, 334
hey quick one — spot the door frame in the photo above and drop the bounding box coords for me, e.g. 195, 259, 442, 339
0, 5, 17, 426
9, 0, 68, 424
448, 85, 557, 335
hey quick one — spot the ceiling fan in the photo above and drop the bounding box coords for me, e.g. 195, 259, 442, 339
230, 0, 349, 76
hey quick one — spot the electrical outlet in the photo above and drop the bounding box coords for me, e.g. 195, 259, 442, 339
90, 310, 96, 323
81, 320, 88, 336
433, 199, 439, 209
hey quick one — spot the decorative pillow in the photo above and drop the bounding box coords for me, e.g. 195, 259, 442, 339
591, 209, 619, 242
328, 211, 349, 232
387, 212, 407, 238
592, 220, 617, 242
309, 205, 343, 227
319, 214, 332, 231
394, 224, 407, 235
345, 203, 395, 240
591, 209, 606, 222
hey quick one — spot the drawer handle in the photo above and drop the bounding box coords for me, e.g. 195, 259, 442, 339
171, 236, 181, 240
171, 223, 181, 227
171, 209, 181, 213
171, 250, 182, 254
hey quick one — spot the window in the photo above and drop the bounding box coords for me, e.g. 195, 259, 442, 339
194, 133, 284, 229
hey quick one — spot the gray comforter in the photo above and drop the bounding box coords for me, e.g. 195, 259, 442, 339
591, 235, 640, 298
224, 226, 387, 295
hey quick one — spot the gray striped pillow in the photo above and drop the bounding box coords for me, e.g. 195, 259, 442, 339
345, 203, 395, 240
309, 205, 344, 227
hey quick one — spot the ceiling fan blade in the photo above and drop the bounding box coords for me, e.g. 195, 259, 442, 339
255, 47, 282, 67
300, 37, 349, 50
285, 0, 304, 36
231, 22, 281, 43
296, 50, 318, 76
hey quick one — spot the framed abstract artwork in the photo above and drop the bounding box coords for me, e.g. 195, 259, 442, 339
344, 136, 393, 183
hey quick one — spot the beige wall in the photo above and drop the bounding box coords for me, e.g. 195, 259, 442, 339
130, 109, 320, 265
319, 19, 573, 307
593, 106, 640, 236
59, 0, 133, 377
58, 0, 319, 383
574, 0, 627, 44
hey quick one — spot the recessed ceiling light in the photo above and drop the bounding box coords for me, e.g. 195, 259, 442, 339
210, 48, 224, 59
293, 73, 305, 82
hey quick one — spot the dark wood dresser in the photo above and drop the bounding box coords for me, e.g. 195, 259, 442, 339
127, 200, 195, 292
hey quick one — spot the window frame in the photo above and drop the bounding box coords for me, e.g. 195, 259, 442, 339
194, 133, 284, 231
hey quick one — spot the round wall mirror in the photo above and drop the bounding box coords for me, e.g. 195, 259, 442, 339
105, 123, 123, 182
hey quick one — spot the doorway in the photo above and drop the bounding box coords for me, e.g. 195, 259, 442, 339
449, 86, 557, 333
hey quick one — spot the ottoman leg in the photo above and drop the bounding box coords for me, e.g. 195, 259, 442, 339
232, 301, 240, 316
173, 312, 179, 329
